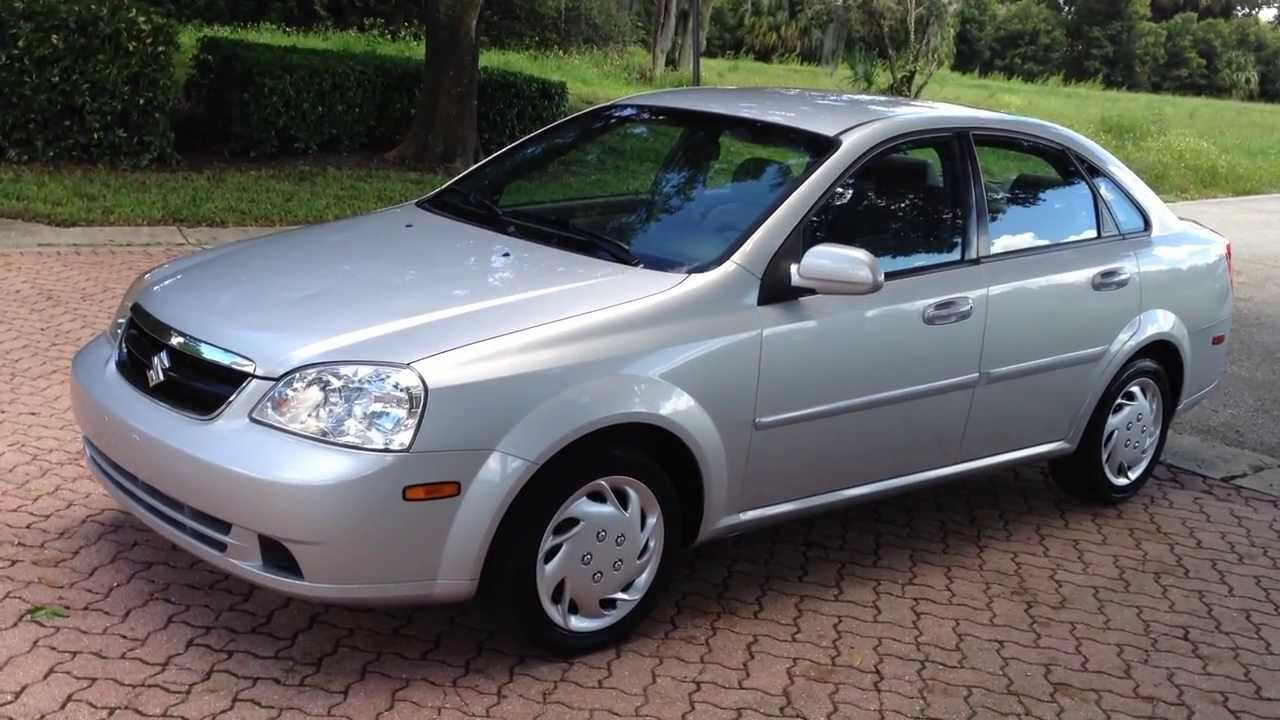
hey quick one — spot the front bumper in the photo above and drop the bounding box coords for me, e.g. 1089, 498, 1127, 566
70, 333, 533, 605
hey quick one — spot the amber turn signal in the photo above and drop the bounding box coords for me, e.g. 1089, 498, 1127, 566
402, 482, 461, 502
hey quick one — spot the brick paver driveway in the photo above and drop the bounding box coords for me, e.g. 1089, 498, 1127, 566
2, 248, 1279, 720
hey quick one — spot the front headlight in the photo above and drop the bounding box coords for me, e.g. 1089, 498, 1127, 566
251, 364, 426, 451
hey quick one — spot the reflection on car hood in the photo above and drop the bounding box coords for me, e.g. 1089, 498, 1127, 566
132, 205, 686, 377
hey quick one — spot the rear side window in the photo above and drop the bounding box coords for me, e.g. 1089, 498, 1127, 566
974, 136, 1098, 254
807, 136, 968, 274
1083, 162, 1148, 234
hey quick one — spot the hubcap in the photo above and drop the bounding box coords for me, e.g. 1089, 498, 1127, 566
535, 476, 664, 633
1101, 378, 1162, 486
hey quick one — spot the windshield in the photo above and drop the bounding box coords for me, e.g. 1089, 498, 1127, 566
421, 104, 835, 272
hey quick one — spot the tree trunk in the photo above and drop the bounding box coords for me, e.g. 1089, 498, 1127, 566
698, 0, 714, 53
676, 4, 693, 70
675, 0, 714, 72
387, 0, 484, 170
820, 16, 847, 69
650, 0, 679, 77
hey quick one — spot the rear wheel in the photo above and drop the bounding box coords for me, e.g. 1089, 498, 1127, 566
1051, 357, 1172, 504
489, 443, 681, 655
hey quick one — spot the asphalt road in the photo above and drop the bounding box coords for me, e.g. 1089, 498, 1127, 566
1169, 195, 1280, 460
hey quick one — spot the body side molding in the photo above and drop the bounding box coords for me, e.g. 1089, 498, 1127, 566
982, 345, 1108, 384
754, 373, 981, 430
709, 440, 1072, 537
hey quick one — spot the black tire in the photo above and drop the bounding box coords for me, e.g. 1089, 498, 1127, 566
486, 443, 683, 656
1050, 357, 1173, 504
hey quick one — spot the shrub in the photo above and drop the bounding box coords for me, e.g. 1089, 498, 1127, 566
1064, 0, 1148, 88
951, 0, 997, 74
1221, 17, 1277, 100
185, 37, 569, 158
476, 66, 573, 153
149, 0, 638, 48
0, 0, 178, 166
743, 13, 814, 62
851, 0, 957, 98
1159, 12, 1207, 93
1259, 36, 1280, 102
987, 0, 1066, 82
142, 0, 421, 30
1133, 21, 1168, 92
479, 0, 637, 50
705, 0, 748, 58
1194, 18, 1266, 99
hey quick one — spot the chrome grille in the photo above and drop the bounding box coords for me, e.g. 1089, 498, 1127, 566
115, 305, 253, 418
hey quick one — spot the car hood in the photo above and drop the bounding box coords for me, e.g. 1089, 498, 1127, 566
133, 205, 686, 377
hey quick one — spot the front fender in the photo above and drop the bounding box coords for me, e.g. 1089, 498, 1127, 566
1064, 309, 1190, 447
493, 374, 730, 542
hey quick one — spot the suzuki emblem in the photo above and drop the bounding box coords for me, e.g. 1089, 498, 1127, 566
146, 349, 172, 387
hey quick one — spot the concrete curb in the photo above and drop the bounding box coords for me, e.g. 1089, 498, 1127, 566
0, 219, 282, 248
1163, 431, 1280, 497
1236, 468, 1280, 497
1169, 193, 1280, 206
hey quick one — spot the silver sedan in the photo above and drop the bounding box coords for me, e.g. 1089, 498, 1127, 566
71, 89, 1232, 654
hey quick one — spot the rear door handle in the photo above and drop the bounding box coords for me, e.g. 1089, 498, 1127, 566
1092, 267, 1132, 291
923, 297, 975, 326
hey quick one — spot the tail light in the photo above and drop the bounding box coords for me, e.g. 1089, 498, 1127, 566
1225, 239, 1234, 291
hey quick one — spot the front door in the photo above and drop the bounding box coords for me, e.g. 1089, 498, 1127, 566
960, 134, 1142, 460
743, 134, 987, 511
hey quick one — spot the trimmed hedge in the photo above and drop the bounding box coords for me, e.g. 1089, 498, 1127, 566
142, 0, 420, 29
185, 37, 570, 157
143, 0, 634, 49
0, 0, 178, 166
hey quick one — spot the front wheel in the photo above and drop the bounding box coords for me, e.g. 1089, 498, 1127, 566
1050, 357, 1172, 504
489, 444, 682, 655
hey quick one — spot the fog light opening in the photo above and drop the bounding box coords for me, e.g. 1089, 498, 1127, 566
259, 535, 303, 580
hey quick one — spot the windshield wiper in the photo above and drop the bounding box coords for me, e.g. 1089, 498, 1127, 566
423, 186, 505, 218
504, 211, 642, 267
424, 187, 641, 267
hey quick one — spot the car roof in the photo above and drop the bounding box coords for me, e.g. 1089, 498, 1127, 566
621, 87, 1009, 136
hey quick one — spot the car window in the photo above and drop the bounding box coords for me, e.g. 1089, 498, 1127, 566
1083, 162, 1147, 234
428, 105, 834, 273
974, 136, 1099, 254
807, 137, 967, 274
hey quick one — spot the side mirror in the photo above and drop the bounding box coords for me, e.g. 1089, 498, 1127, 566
790, 243, 884, 295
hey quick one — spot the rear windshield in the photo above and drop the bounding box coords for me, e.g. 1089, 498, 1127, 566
422, 104, 834, 272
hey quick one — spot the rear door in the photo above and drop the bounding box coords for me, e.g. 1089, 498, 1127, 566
961, 133, 1142, 460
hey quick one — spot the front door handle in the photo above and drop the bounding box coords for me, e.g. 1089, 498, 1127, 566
923, 297, 975, 326
1092, 267, 1132, 291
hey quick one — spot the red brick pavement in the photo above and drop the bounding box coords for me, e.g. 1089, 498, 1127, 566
2, 247, 1279, 719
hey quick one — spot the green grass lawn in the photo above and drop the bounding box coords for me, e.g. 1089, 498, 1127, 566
0, 163, 444, 227
488, 48, 1280, 203
3, 24, 1278, 227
